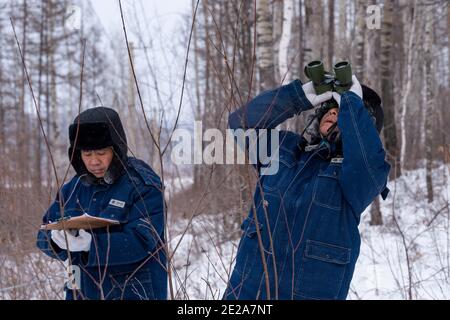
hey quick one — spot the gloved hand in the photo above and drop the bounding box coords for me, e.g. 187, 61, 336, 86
302, 81, 333, 107
332, 75, 363, 106
51, 229, 92, 252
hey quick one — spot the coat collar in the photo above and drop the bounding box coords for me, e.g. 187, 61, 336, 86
80, 156, 125, 187
302, 139, 341, 161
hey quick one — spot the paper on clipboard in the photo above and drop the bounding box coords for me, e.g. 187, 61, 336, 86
40, 213, 120, 230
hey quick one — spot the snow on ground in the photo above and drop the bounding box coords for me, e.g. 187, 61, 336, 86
0, 252, 65, 300
171, 164, 450, 300
169, 212, 240, 300
349, 165, 450, 300
164, 174, 194, 196
2, 165, 448, 299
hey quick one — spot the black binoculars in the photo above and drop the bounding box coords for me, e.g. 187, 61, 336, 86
304, 60, 353, 95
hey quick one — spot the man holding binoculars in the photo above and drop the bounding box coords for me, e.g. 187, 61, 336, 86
225, 61, 390, 300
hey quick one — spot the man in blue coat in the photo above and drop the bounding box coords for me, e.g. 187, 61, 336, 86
36, 107, 167, 300
224, 76, 390, 300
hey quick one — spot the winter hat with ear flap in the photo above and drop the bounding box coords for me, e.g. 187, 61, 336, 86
68, 107, 128, 183
360, 84, 384, 134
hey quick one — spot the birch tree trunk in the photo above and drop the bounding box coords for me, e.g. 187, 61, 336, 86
399, 0, 418, 173
327, 0, 335, 68
279, 0, 294, 82
302, 0, 324, 63
297, 0, 304, 76
353, 0, 366, 80
313, 0, 324, 60
257, 0, 275, 90
292, 0, 305, 133
337, 0, 347, 60
303, 0, 314, 63
273, 0, 284, 83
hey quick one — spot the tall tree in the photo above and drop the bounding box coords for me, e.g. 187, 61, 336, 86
424, 3, 435, 203
399, 0, 419, 173
125, 41, 138, 152
302, 0, 324, 64
33, 0, 46, 187
337, 0, 348, 60
381, 0, 401, 179
273, 0, 284, 83
353, 0, 366, 79
256, 0, 275, 90
279, 0, 294, 82
296, 0, 304, 77
448, 2, 450, 79
17, 0, 29, 185
0, 15, 5, 168
192, 0, 203, 187
327, 0, 335, 68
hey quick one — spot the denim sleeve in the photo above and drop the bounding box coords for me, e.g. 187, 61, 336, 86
228, 79, 313, 130
337, 92, 391, 215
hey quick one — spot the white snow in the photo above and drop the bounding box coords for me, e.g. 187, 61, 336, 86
3, 165, 448, 300
169, 212, 239, 300
0, 252, 65, 300
171, 164, 450, 300
349, 164, 450, 299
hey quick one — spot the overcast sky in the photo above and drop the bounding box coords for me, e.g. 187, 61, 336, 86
89, 0, 194, 126
90, 0, 190, 39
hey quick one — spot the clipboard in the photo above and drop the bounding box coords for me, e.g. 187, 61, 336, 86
40, 213, 120, 230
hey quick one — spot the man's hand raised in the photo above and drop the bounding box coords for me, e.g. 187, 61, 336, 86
302, 81, 333, 107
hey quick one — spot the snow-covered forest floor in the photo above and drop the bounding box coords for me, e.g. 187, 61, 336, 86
170, 164, 450, 300
350, 165, 450, 299
1, 165, 449, 300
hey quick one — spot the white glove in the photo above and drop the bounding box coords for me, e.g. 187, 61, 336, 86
332, 75, 363, 106
302, 81, 333, 107
51, 229, 92, 252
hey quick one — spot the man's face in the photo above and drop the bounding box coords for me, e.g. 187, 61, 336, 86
319, 107, 339, 136
81, 147, 114, 178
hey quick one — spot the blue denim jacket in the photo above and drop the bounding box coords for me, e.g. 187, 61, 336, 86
224, 80, 390, 300
36, 157, 167, 300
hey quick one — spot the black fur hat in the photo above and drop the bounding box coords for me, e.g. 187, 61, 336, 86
361, 84, 384, 134
68, 107, 128, 183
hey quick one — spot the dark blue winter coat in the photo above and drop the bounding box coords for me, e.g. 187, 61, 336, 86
36, 157, 167, 300
224, 80, 390, 300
